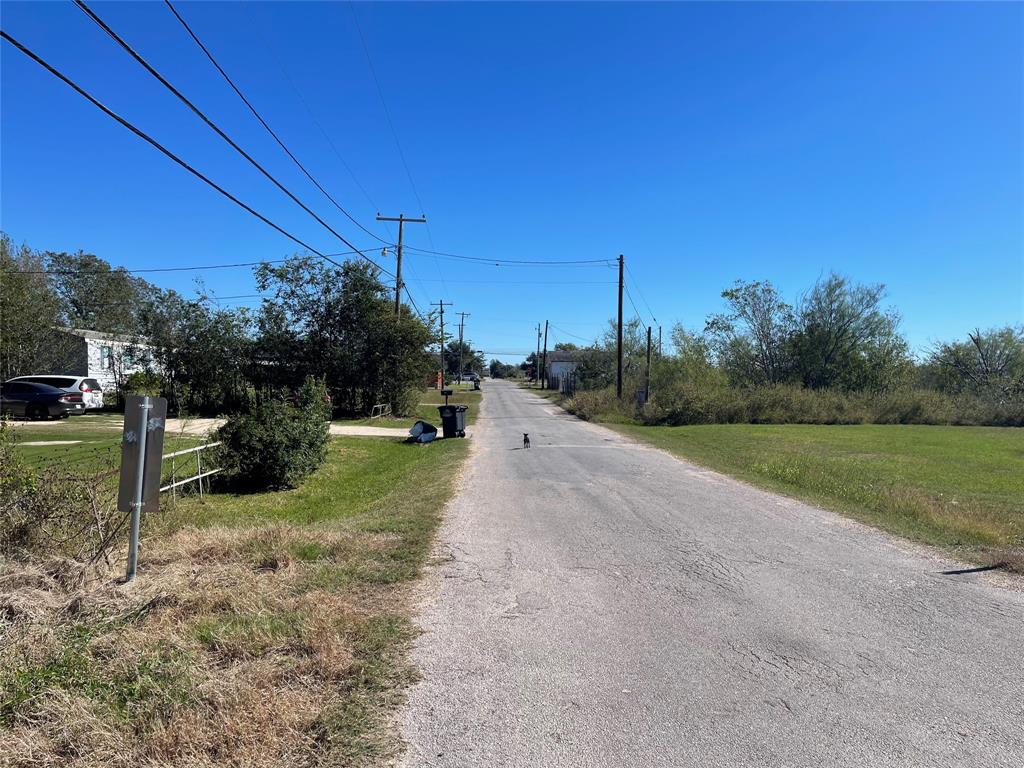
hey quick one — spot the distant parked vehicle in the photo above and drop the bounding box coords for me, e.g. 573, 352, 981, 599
0, 381, 86, 420
460, 372, 480, 383
5, 375, 104, 410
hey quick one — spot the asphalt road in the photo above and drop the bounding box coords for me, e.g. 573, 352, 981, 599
399, 381, 1024, 768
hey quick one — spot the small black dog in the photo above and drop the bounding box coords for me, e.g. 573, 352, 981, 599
523, 433, 531, 449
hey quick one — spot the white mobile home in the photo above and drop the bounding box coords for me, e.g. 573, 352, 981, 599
57, 328, 153, 391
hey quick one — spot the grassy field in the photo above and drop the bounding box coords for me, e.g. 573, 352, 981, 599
8, 414, 207, 474
1, 436, 469, 766
611, 423, 1024, 570
334, 386, 482, 429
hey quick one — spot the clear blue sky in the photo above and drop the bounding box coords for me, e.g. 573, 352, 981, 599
2, 1, 1021, 361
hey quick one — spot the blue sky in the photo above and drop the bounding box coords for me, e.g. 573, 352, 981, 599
2, 1, 1021, 361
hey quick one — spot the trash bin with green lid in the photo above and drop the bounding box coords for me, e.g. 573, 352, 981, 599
437, 403, 468, 438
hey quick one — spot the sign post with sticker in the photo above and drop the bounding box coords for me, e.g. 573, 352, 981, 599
117, 394, 168, 581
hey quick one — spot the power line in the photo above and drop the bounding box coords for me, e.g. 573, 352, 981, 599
550, 323, 596, 344
242, 3, 391, 239
0, 30, 356, 272
623, 283, 644, 322
2, 249, 372, 276
347, 3, 429, 231
625, 262, 657, 324
401, 245, 616, 267
71, 0, 392, 279
161, 0, 392, 249
347, 1, 449, 294
410, 279, 616, 285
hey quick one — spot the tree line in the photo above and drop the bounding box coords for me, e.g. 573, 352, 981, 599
1, 234, 438, 417
529, 273, 1023, 426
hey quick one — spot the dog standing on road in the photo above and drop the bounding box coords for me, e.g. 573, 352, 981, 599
523, 433, 531, 449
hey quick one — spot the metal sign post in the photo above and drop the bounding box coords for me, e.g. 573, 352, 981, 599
117, 395, 167, 581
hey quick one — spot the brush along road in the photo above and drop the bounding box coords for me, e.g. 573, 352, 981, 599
400, 380, 1023, 767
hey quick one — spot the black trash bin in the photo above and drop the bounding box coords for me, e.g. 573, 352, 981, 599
437, 404, 468, 438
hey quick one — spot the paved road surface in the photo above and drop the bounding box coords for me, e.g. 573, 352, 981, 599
399, 381, 1023, 767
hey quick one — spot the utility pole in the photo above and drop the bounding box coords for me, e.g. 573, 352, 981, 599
645, 325, 653, 404
616, 254, 624, 399
431, 300, 449, 387
658, 325, 663, 357
541, 320, 549, 389
377, 213, 427, 316
456, 312, 470, 383
535, 323, 542, 387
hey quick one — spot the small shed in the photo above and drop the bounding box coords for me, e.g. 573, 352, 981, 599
545, 350, 578, 391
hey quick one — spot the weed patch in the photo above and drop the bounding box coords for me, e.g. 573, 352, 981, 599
1, 436, 469, 766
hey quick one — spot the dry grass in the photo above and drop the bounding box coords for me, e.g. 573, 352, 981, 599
1, 437, 468, 767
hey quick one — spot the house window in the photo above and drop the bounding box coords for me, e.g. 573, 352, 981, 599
100, 346, 113, 370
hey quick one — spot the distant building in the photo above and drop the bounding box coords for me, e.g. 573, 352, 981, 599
546, 350, 578, 391
56, 328, 154, 391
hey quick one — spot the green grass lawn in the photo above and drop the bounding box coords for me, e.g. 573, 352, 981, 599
10, 416, 204, 473
3, 435, 470, 764
334, 387, 482, 429
611, 423, 1024, 570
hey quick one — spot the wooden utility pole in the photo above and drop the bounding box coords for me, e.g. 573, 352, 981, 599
658, 325, 663, 357
535, 323, 542, 387
456, 312, 470, 381
377, 213, 427, 316
645, 325, 653, 404
541, 320, 549, 389
616, 254, 624, 399
431, 300, 449, 387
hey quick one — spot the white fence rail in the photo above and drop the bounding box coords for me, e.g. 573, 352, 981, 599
160, 441, 222, 498
369, 403, 392, 419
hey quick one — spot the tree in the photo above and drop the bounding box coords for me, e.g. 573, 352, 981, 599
253, 255, 434, 415
139, 290, 254, 415
46, 250, 157, 335
928, 326, 1024, 400
444, 339, 483, 378
489, 359, 517, 379
705, 280, 795, 386
790, 273, 910, 391
0, 234, 76, 380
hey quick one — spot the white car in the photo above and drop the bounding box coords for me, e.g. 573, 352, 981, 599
6, 375, 105, 410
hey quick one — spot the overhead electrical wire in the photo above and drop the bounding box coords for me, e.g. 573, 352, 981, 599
624, 262, 657, 325
400, 245, 617, 267
623, 283, 644, 323
234, 0, 434, 310
3, 249, 372, 276
347, 0, 448, 295
161, 0, 392, 249
0, 30, 361, 271
549, 323, 596, 344
71, 0, 393, 279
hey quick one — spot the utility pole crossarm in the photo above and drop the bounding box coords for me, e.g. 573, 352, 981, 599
377, 213, 428, 317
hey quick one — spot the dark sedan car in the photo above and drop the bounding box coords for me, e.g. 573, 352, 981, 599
0, 381, 86, 420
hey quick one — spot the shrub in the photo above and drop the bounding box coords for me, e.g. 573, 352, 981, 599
214, 378, 330, 491
123, 369, 162, 396
572, 381, 1022, 428
0, 422, 121, 560
392, 387, 421, 418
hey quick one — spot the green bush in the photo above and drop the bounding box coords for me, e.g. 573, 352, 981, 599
123, 369, 162, 396
214, 378, 330, 491
570, 382, 1023, 428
